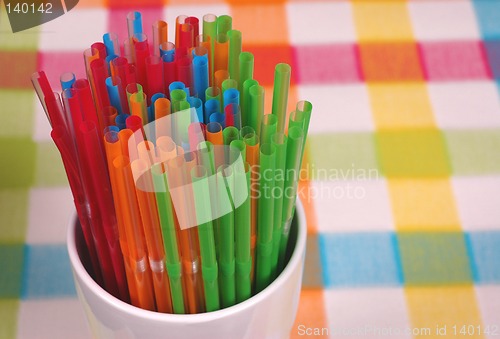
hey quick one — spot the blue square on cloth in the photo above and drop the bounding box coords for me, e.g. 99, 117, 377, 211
319, 232, 402, 287
466, 231, 500, 283
473, 0, 500, 40
21, 244, 75, 298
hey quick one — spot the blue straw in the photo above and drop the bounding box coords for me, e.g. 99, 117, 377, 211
115, 114, 130, 130
105, 77, 124, 115
169, 81, 190, 98
193, 55, 209, 102
210, 112, 226, 129
223, 88, 240, 108
204, 98, 220, 124
188, 97, 204, 123
60, 72, 75, 91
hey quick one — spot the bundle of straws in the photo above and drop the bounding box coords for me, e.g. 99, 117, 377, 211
32, 12, 312, 314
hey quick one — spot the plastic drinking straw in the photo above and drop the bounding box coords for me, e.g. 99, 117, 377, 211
229, 139, 246, 165
288, 110, 305, 132
256, 142, 276, 292
31, 71, 54, 123
92, 42, 107, 60
249, 84, 265, 135
224, 126, 239, 163
175, 15, 188, 48
103, 32, 120, 57
195, 34, 212, 85
113, 155, 156, 311
150, 93, 165, 123
270, 132, 287, 279
179, 23, 194, 49
209, 112, 225, 128
206, 122, 224, 168
154, 98, 171, 140
146, 55, 164, 102
204, 98, 220, 125
162, 52, 177, 97
115, 114, 130, 130
223, 87, 239, 108
79, 121, 128, 301
177, 57, 193, 90
186, 17, 200, 41
103, 130, 137, 304
131, 159, 173, 313
170, 88, 188, 113
137, 140, 156, 166
151, 163, 186, 314
241, 79, 258, 126
188, 97, 203, 123
214, 34, 228, 75
223, 126, 239, 146
271, 63, 291, 134
193, 53, 209, 102
224, 103, 241, 130
202, 14, 217, 84
111, 58, 133, 103
130, 92, 148, 124
118, 129, 134, 158
153, 20, 168, 56
191, 165, 220, 312
215, 70, 230, 94
278, 126, 304, 271
60, 72, 75, 91
132, 33, 150, 96
227, 30, 242, 83
51, 127, 103, 288
102, 106, 118, 128
169, 81, 189, 98
221, 79, 238, 94
156, 136, 177, 162
188, 122, 206, 152
166, 155, 205, 314
73, 79, 100, 133
90, 58, 111, 116
240, 126, 260, 287
217, 15, 232, 36
126, 83, 143, 112
105, 76, 126, 115
216, 165, 236, 308
123, 39, 133, 63
83, 47, 99, 83
238, 52, 254, 93
205, 86, 221, 103
233, 160, 251, 302
296, 100, 312, 155
260, 113, 278, 146
160, 41, 175, 59
127, 11, 143, 40
175, 46, 188, 61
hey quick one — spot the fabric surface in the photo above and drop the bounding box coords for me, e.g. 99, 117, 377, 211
1, 0, 500, 338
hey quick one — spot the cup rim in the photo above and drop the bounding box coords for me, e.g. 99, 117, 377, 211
67, 199, 306, 323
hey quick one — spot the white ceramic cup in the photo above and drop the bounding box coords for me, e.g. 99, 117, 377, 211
67, 200, 306, 339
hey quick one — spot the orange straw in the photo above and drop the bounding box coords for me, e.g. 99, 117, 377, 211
214, 34, 228, 75
132, 158, 173, 313
166, 155, 205, 314
113, 155, 156, 311
206, 122, 224, 168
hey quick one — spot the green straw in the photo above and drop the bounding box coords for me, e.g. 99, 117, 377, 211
249, 84, 265, 136
242, 79, 258, 127
126, 83, 143, 110
191, 165, 220, 312
217, 15, 232, 36
222, 78, 238, 94
271, 63, 291, 134
151, 164, 185, 314
217, 165, 236, 307
223, 126, 240, 162
278, 126, 304, 271
229, 139, 246, 165
270, 133, 287, 279
238, 52, 254, 93
227, 30, 242, 83
234, 161, 251, 302
205, 86, 221, 103
260, 113, 278, 146
170, 89, 187, 112
256, 143, 276, 292
203, 14, 217, 82
296, 100, 312, 165
288, 110, 305, 132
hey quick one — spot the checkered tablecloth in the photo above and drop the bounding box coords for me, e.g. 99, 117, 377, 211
1, 0, 500, 338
